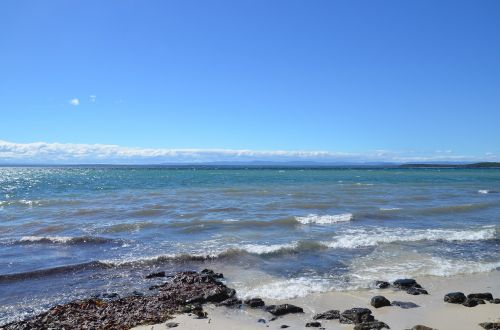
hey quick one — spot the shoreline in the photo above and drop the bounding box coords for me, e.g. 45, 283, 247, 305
133, 271, 500, 330
3, 269, 499, 330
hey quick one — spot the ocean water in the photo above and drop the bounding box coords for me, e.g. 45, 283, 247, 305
1, 166, 499, 323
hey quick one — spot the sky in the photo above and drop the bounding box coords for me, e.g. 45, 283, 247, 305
1, 0, 499, 164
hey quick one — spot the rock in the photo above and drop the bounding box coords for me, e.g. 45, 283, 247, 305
462, 298, 485, 307
406, 287, 428, 295
258, 319, 266, 323
216, 297, 242, 307
313, 309, 340, 320
145, 271, 166, 279
467, 293, 493, 300
244, 297, 265, 308
340, 308, 374, 324
393, 279, 417, 289
371, 296, 391, 308
391, 301, 419, 309
354, 321, 390, 330
480, 322, 500, 329
444, 292, 467, 304
201, 269, 223, 278
489, 298, 500, 304
407, 326, 436, 330
165, 322, 179, 328
306, 321, 322, 327
280, 326, 290, 329
373, 281, 391, 289
265, 304, 304, 316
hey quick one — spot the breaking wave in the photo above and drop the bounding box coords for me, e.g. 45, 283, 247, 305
295, 213, 353, 224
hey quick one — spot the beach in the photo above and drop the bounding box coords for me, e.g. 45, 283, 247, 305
130, 271, 500, 330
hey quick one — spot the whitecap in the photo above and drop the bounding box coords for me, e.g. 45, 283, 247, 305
296, 213, 353, 224
478, 190, 490, 194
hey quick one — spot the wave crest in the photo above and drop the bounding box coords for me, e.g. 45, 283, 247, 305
296, 213, 353, 224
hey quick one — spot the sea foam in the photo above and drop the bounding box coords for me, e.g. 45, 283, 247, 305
296, 213, 353, 224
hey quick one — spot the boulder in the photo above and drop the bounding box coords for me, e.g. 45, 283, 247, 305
407, 326, 436, 330
373, 281, 391, 289
244, 298, 265, 308
462, 298, 485, 307
480, 322, 500, 330
406, 287, 428, 295
313, 309, 340, 320
266, 304, 304, 316
489, 298, 500, 304
145, 271, 166, 279
165, 322, 179, 328
216, 297, 242, 307
393, 279, 417, 289
354, 321, 390, 330
340, 308, 374, 324
201, 269, 223, 278
444, 292, 466, 304
371, 296, 391, 308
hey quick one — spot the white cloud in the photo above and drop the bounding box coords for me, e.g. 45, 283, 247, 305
0, 140, 496, 164
89, 95, 96, 103
69, 98, 80, 106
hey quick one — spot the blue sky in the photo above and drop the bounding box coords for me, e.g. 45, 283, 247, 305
1, 0, 499, 163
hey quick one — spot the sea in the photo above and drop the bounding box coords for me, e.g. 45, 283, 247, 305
1, 166, 499, 324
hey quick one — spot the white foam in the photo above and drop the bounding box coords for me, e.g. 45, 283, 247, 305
19, 236, 74, 243
379, 207, 402, 211
237, 277, 337, 300
325, 227, 497, 249
240, 243, 297, 254
478, 190, 490, 194
296, 213, 353, 224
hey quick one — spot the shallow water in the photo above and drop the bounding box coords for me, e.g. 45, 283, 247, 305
1, 166, 499, 324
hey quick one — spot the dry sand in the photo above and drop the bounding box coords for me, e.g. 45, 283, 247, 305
133, 271, 500, 330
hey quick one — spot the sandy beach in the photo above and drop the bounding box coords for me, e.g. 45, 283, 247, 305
133, 271, 500, 330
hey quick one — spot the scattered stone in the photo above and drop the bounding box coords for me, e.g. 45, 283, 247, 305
244, 297, 265, 308
306, 321, 322, 327
391, 301, 419, 309
354, 321, 390, 330
270, 317, 277, 321
407, 326, 436, 330
340, 308, 374, 324
480, 322, 500, 329
313, 309, 340, 320
201, 269, 223, 278
280, 326, 290, 329
444, 292, 467, 304
258, 319, 266, 323
371, 296, 391, 308
462, 298, 485, 307
468, 293, 493, 300
145, 271, 166, 279
373, 280, 391, 289
406, 287, 428, 295
102, 293, 120, 299
489, 298, 500, 304
393, 279, 428, 295
216, 297, 242, 307
165, 322, 179, 328
265, 304, 304, 316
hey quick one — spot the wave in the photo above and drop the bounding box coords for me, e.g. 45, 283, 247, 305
296, 213, 353, 224
418, 202, 498, 216
379, 207, 402, 211
15, 236, 119, 245
478, 190, 495, 194
325, 227, 497, 249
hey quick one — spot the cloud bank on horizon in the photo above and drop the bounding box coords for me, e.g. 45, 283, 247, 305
0, 140, 497, 164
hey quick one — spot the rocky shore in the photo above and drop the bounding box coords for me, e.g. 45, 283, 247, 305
2, 270, 500, 330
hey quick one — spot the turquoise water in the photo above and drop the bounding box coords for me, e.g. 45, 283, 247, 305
1, 167, 499, 323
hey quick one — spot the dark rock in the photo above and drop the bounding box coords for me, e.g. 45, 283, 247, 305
480, 322, 500, 329
244, 297, 265, 308
393, 279, 417, 289
444, 292, 467, 304
258, 319, 266, 323
463, 298, 485, 307
306, 321, 322, 327
340, 308, 374, 324
489, 298, 500, 304
149, 285, 161, 290
354, 321, 390, 330
468, 293, 493, 300
407, 326, 436, 330
203, 286, 234, 303
371, 296, 391, 308
280, 326, 290, 329
201, 269, 223, 278
265, 304, 304, 316
165, 322, 179, 328
406, 287, 428, 295
146, 271, 166, 279
373, 280, 391, 289
131, 291, 144, 297
313, 309, 340, 320
391, 301, 419, 309
216, 297, 242, 307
